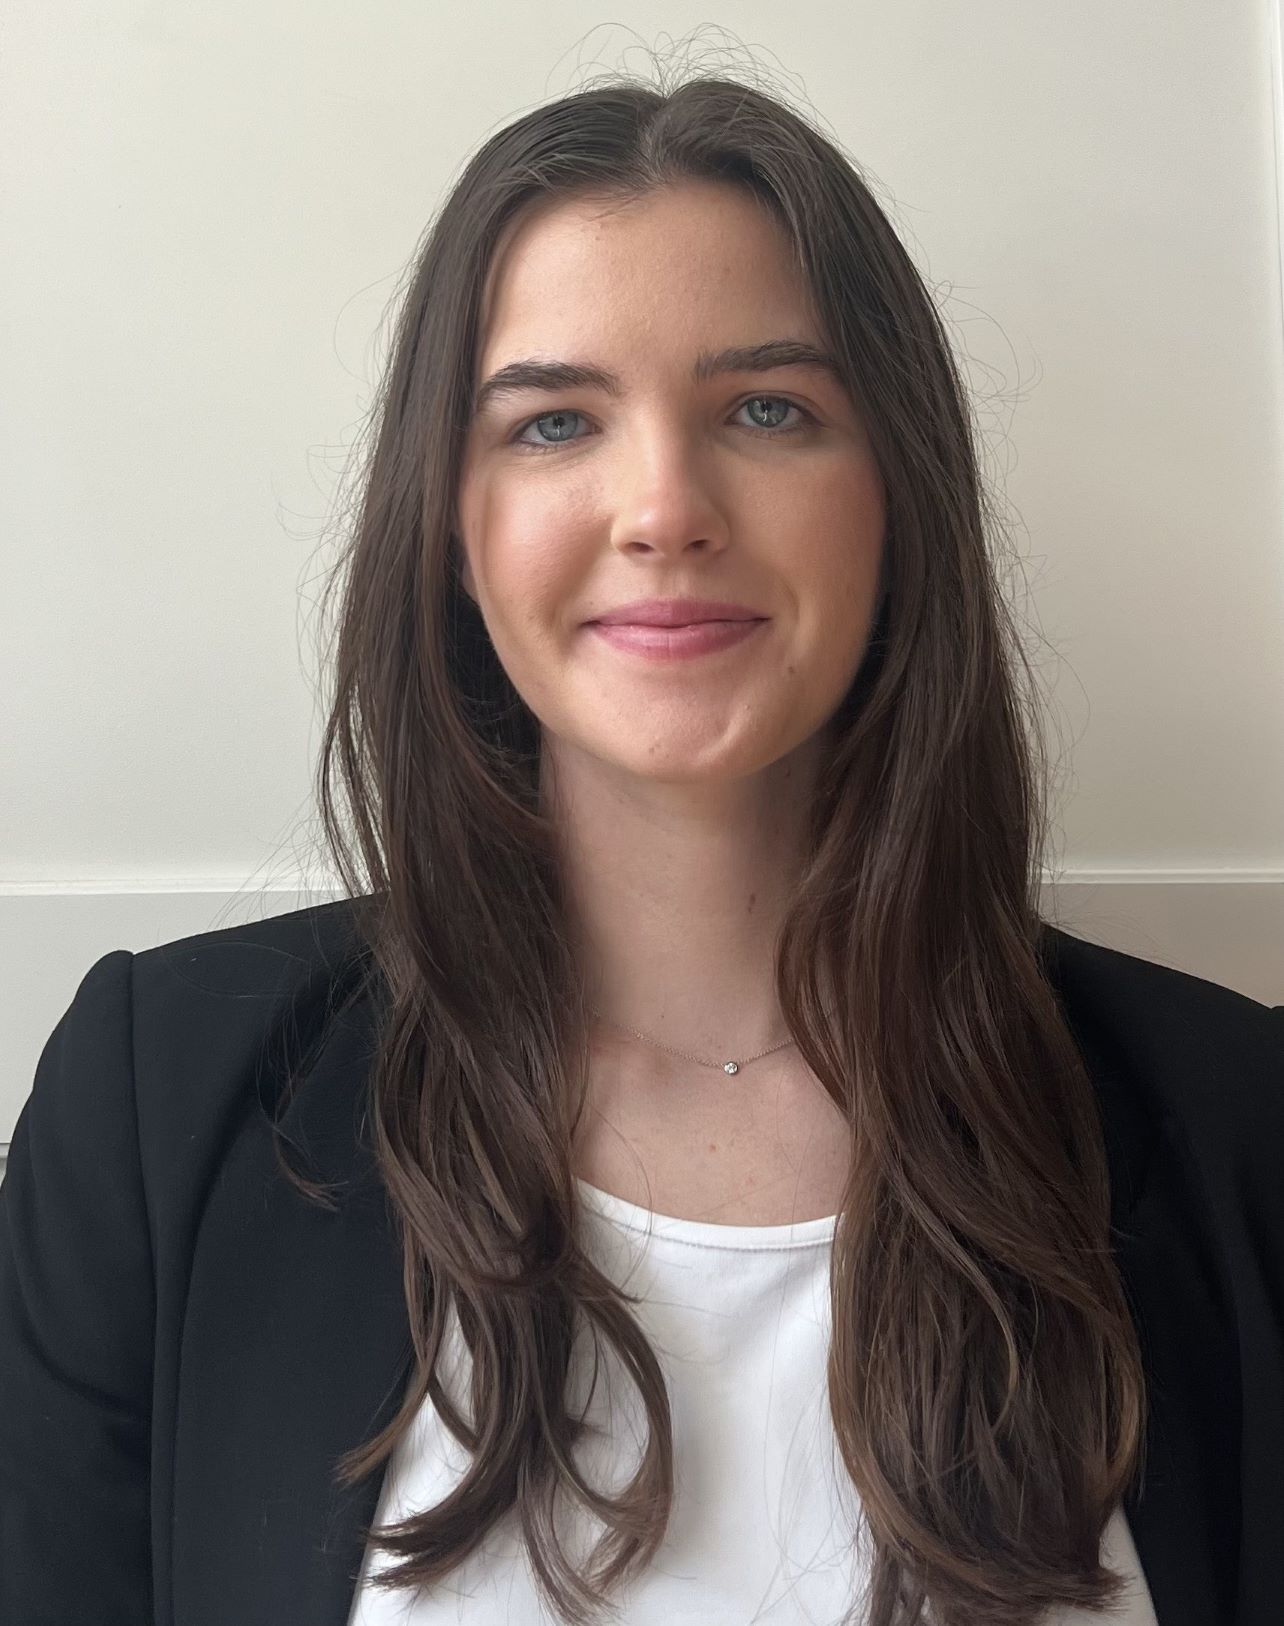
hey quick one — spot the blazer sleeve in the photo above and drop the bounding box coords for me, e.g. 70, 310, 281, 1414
0, 948, 155, 1626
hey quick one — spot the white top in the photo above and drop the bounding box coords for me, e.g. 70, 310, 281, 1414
347, 1180, 1160, 1626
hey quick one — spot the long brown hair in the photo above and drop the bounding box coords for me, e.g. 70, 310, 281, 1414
279, 67, 1148, 1626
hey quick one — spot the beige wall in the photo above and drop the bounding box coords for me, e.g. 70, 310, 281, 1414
4, 3, 1283, 1158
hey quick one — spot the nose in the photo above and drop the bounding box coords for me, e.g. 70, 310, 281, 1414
606, 432, 731, 560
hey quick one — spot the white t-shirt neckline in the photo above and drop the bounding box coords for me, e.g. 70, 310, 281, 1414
574, 1173, 839, 1250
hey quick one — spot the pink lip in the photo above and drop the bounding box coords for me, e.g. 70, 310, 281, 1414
589, 597, 764, 627
587, 619, 766, 660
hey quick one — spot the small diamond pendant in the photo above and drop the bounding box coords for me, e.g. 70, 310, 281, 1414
723, 1060, 739, 1074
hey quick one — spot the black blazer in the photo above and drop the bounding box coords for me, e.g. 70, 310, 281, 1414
0, 897, 1280, 1626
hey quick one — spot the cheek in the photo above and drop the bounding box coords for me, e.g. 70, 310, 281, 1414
463, 485, 573, 609
795, 486, 883, 596
795, 487, 885, 672
468, 511, 590, 650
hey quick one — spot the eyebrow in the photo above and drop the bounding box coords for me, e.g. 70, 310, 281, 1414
472, 339, 844, 417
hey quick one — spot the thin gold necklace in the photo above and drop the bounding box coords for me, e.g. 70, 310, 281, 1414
586, 1004, 797, 1076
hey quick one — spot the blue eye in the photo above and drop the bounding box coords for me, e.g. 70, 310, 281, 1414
509, 395, 815, 452
738, 395, 809, 435
514, 409, 585, 449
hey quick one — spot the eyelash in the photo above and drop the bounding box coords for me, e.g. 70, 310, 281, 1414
507, 394, 817, 453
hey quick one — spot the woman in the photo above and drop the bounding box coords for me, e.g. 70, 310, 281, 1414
1, 74, 1280, 1626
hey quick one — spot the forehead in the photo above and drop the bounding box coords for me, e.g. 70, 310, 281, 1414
474, 183, 820, 368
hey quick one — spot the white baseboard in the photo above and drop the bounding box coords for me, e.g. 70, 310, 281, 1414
1, 872, 1280, 1173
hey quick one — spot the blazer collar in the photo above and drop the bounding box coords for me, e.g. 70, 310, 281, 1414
170, 971, 413, 1626
168, 943, 1237, 1626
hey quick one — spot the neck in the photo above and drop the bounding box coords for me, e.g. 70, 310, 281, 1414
540, 728, 827, 1060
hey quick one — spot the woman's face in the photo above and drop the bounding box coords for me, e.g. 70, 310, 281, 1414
455, 180, 887, 787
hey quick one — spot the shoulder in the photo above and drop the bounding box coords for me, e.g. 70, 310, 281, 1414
1038, 919, 1282, 1148
128, 893, 377, 1052
133, 892, 373, 992
15, 896, 372, 1166
114, 895, 381, 1207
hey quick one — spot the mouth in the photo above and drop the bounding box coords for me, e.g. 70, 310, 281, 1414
585, 617, 768, 661
586, 598, 767, 628
588, 616, 761, 628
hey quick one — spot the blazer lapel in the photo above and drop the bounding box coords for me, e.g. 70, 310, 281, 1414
170, 975, 413, 1626
1065, 983, 1240, 1626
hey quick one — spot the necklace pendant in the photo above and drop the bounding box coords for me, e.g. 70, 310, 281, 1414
723, 1060, 739, 1075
